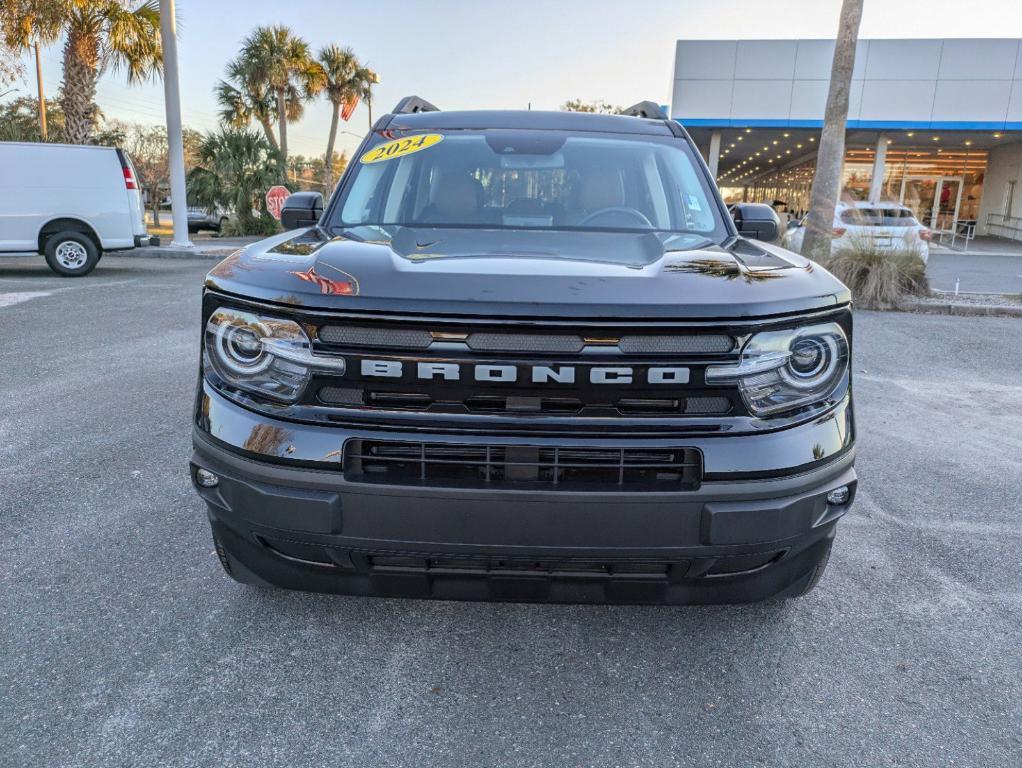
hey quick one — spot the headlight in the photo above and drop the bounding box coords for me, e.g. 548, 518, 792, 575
204, 307, 344, 402
705, 322, 849, 417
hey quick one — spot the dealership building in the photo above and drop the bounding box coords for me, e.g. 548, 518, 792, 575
671, 38, 1022, 241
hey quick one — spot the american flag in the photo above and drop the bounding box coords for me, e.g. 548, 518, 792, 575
341, 94, 359, 122
289, 267, 356, 295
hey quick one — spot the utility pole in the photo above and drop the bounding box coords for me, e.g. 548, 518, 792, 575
158, 0, 192, 248
34, 43, 47, 141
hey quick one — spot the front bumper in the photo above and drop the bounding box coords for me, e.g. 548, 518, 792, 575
191, 389, 856, 604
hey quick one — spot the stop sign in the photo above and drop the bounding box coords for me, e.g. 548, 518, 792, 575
265, 185, 291, 220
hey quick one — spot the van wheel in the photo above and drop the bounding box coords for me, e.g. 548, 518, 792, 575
44, 232, 100, 276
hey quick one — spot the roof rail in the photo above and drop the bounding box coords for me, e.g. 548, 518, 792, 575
392, 96, 440, 114
621, 101, 668, 120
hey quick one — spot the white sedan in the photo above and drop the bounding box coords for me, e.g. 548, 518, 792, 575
783, 202, 931, 264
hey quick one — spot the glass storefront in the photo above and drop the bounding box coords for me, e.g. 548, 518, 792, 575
719, 143, 988, 231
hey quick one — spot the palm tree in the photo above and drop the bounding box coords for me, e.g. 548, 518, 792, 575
801, 0, 864, 262
187, 127, 282, 234
215, 54, 279, 151
238, 25, 323, 165
32, 0, 163, 145
317, 44, 376, 191
1, 0, 64, 139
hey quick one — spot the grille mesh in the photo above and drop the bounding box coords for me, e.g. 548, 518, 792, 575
318, 386, 364, 405
466, 333, 584, 353
318, 325, 432, 349
618, 334, 734, 354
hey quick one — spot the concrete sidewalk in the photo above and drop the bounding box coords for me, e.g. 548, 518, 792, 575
133, 235, 261, 259
930, 234, 1022, 257
926, 249, 1022, 294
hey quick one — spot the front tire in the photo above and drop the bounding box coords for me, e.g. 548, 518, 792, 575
44, 232, 100, 276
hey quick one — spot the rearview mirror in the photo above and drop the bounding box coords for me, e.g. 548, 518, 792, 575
280, 191, 324, 230
731, 203, 780, 243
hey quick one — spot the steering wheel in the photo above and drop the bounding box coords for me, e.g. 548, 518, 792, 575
579, 207, 654, 228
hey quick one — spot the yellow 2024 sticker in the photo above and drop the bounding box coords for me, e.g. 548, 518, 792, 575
360, 134, 444, 164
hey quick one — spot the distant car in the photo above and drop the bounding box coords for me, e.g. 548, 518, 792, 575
0, 141, 153, 276
187, 206, 229, 234
783, 202, 931, 264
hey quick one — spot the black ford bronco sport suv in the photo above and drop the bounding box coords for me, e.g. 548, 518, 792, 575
191, 97, 855, 604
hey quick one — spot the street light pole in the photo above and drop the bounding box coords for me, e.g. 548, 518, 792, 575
158, 0, 192, 248
34, 43, 47, 141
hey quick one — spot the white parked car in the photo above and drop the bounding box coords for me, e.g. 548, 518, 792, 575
0, 141, 153, 276
783, 202, 931, 264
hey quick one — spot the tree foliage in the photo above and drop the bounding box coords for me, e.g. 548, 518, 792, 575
127, 123, 168, 224
0, 40, 24, 85
187, 127, 283, 234
229, 25, 323, 165
0, 93, 122, 143
1, 1, 163, 144
561, 99, 622, 114
317, 43, 374, 191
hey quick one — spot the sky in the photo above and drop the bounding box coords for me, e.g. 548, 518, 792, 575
8, 0, 1022, 160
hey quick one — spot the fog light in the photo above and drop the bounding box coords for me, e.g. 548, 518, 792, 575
195, 468, 219, 488
826, 485, 850, 505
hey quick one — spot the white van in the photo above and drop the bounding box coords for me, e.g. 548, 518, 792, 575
0, 142, 153, 276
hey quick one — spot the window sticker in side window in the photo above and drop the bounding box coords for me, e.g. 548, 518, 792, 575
685, 193, 702, 212
360, 134, 444, 164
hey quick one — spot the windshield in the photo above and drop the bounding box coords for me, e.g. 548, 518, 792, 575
328, 129, 725, 240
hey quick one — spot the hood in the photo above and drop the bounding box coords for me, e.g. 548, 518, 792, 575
205, 226, 851, 319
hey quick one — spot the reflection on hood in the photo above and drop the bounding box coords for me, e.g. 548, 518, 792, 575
387, 226, 709, 268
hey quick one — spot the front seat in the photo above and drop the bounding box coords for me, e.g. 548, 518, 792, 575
572, 168, 626, 222
420, 173, 484, 224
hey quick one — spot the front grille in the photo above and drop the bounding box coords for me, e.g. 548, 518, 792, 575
317, 326, 735, 356
309, 317, 744, 422
343, 439, 702, 491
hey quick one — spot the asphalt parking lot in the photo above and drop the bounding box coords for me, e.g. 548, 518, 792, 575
1, 255, 1020, 767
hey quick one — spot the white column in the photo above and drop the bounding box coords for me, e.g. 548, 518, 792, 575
869, 133, 888, 203
707, 130, 722, 180
159, 0, 192, 248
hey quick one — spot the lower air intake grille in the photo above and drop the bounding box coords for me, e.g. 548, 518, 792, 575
343, 440, 702, 491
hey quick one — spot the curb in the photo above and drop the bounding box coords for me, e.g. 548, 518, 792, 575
905, 301, 1022, 318
125, 246, 237, 260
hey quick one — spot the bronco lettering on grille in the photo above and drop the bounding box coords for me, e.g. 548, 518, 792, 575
358, 360, 689, 385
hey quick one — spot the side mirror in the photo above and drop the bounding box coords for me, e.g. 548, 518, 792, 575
280, 191, 324, 230
731, 203, 780, 242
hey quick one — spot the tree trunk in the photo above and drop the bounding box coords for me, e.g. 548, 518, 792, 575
276, 89, 288, 164
323, 102, 340, 192
151, 193, 161, 227
61, 28, 100, 145
258, 115, 279, 151
801, 0, 864, 262
237, 186, 254, 233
